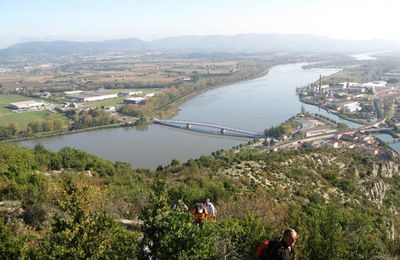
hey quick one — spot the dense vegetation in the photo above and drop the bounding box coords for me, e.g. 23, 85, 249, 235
0, 108, 119, 141
66, 108, 118, 130
264, 117, 297, 139
0, 119, 66, 140
1, 143, 400, 259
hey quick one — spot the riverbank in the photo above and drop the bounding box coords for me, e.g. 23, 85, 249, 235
0, 122, 131, 143
4, 65, 273, 143
17, 63, 341, 169
152, 66, 273, 120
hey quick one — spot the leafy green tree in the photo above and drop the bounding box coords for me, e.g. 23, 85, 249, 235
294, 203, 386, 260
0, 144, 38, 179
216, 214, 266, 259
139, 179, 218, 259
170, 159, 181, 167
0, 217, 22, 259
337, 122, 348, 130
38, 177, 138, 259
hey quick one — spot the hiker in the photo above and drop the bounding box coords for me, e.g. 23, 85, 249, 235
191, 203, 208, 227
204, 198, 217, 218
172, 199, 188, 211
259, 228, 297, 260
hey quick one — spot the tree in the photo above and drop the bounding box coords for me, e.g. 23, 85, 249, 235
281, 123, 294, 135
0, 217, 22, 259
38, 178, 138, 259
27, 120, 43, 133
139, 179, 218, 259
170, 159, 181, 167
216, 215, 267, 259
294, 203, 386, 260
337, 122, 348, 130
52, 119, 65, 131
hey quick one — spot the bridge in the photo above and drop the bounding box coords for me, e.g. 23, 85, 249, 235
154, 119, 265, 138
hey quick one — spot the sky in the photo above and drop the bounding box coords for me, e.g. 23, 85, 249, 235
1, 0, 400, 48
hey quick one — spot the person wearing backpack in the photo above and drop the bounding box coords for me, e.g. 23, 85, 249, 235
191, 203, 208, 227
259, 228, 297, 260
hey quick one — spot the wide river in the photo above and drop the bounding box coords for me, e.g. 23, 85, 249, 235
20, 63, 354, 169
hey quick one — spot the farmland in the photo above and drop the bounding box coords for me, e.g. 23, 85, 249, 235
0, 51, 278, 139
0, 110, 66, 127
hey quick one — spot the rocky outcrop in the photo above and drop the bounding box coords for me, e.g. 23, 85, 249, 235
369, 161, 399, 178
379, 161, 399, 178
368, 180, 387, 204
224, 151, 400, 207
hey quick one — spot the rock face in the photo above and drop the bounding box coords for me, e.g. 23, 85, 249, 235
363, 161, 399, 204
223, 150, 400, 208
370, 161, 399, 178
369, 180, 387, 204
371, 164, 379, 178
378, 161, 399, 178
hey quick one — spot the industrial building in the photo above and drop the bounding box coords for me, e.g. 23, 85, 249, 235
124, 97, 146, 104
362, 81, 387, 88
9, 100, 46, 111
66, 92, 118, 102
118, 91, 143, 97
337, 101, 362, 112
64, 90, 85, 95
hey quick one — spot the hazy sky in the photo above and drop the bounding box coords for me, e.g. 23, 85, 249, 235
1, 0, 400, 48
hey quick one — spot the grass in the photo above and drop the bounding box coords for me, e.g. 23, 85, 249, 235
0, 110, 67, 128
0, 94, 67, 128
324, 70, 364, 84
83, 97, 126, 108
0, 94, 43, 114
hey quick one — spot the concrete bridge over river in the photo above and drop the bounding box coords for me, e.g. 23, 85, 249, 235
154, 119, 265, 138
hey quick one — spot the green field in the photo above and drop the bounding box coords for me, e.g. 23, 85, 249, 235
324, 70, 364, 84
0, 94, 43, 114
0, 94, 67, 128
0, 110, 67, 128
84, 97, 126, 108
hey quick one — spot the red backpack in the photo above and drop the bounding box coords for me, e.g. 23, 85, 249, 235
257, 237, 282, 259
256, 239, 270, 258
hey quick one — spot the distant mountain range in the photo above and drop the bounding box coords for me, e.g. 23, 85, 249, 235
1, 34, 399, 56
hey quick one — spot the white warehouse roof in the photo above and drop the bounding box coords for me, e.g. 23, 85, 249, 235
9, 100, 44, 109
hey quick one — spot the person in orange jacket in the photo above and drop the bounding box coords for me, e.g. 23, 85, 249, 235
191, 203, 208, 227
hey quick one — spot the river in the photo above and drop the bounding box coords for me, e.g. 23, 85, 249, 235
20, 63, 349, 169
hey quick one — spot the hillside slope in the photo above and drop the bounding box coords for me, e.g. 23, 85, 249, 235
0, 144, 399, 258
